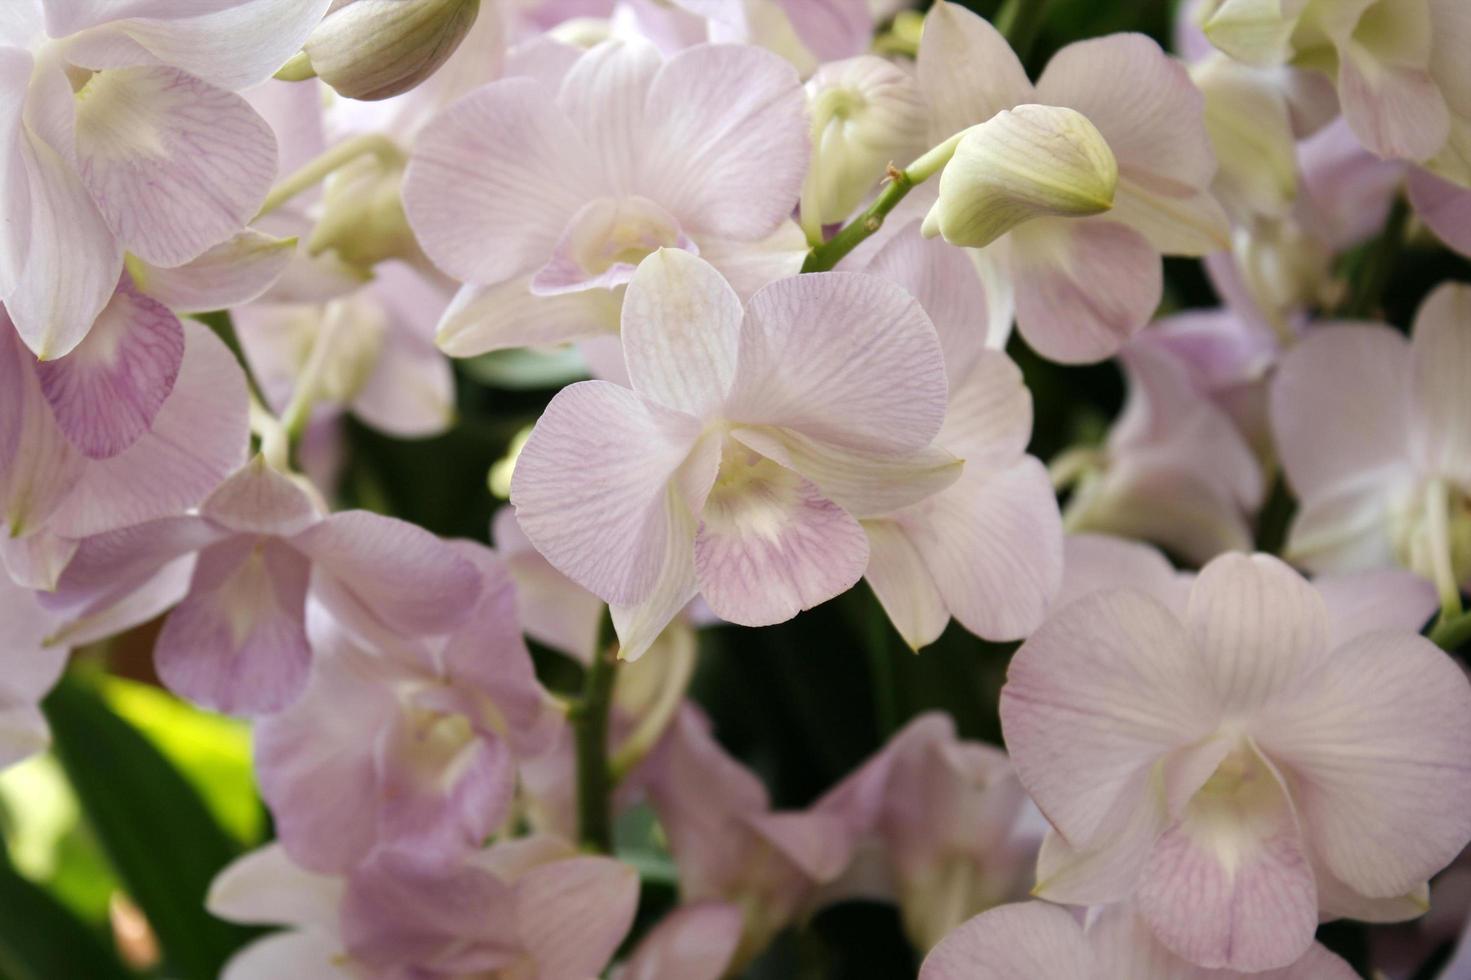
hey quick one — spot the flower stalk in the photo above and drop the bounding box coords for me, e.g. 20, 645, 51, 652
256, 133, 404, 219
571, 613, 620, 853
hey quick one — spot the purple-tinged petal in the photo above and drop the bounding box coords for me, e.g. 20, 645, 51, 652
48, 319, 250, 538
640, 43, 807, 241
73, 67, 275, 267
1409, 282, 1471, 483
435, 276, 620, 357
0, 47, 35, 299
404, 78, 602, 285
915, 3, 1033, 141
48, 553, 193, 648
1338, 46, 1448, 163
295, 510, 483, 637
47, 515, 219, 614
917, 902, 1089, 980
554, 39, 661, 192
694, 441, 868, 627
514, 855, 640, 978
612, 901, 743, 980
131, 229, 296, 313
34, 276, 182, 459
610, 489, 699, 660
727, 272, 948, 453
0, 575, 66, 769
862, 518, 949, 650
1055, 534, 1189, 616
201, 456, 320, 537
0, 532, 78, 592
1297, 118, 1408, 250
0, 329, 83, 537
206, 843, 344, 932
493, 506, 603, 664
510, 380, 701, 606
697, 221, 808, 300
1409, 167, 1471, 257
531, 196, 696, 297
1314, 569, 1438, 646
1009, 219, 1162, 364
937, 347, 1032, 467
156, 535, 312, 715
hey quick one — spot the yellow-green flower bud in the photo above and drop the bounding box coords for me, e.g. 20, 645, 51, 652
304, 0, 482, 102
922, 104, 1118, 249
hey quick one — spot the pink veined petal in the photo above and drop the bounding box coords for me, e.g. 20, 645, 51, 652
937, 348, 1033, 467
999, 588, 1217, 848
156, 535, 313, 715
510, 380, 702, 606
201, 456, 319, 537
1296, 118, 1409, 250
697, 221, 808, 300
610, 486, 699, 661
861, 221, 993, 384
917, 901, 1090, 980
50, 552, 193, 648
73, 67, 276, 267
1282, 467, 1406, 574
254, 641, 395, 873
640, 43, 808, 241
65, 0, 336, 91
434, 276, 621, 357
294, 510, 483, 637
47, 319, 250, 538
513, 857, 640, 978
0, 47, 35, 298
0, 530, 77, 592
530, 195, 697, 298
33, 275, 182, 459
1270, 322, 1413, 501
493, 506, 603, 665
131, 229, 296, 313
611, 901, 743, 980
46, 515, 221, 615
554, 39, 662, 194
900, 457, 1062, 643
8, 120, 123, 360
350, 331, 455, 439
1409, 167, 1471, 257
621, 250, 743, 419
0, 576, 66, 769
1408, 282, 1471, 483
404, 78, 603, 286
1055, 534, 1189, 617
0, 328, 83, 537
1009, 218, 1162, 364
915, 2, 1033, 141
774, 0, 872, 63
1338, 47, 1449, 163
693, 441, 869, 626
1136, 741, 1319, 972
1257, 631, 1471, 899
1184, 553, 1331, 714
862, 518, 950, 650
727, 271, 948, 453
1313, 569, 1438, 646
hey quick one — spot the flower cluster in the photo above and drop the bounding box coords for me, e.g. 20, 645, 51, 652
3, 0, 1471, 977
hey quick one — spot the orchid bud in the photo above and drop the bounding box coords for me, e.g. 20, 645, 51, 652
800, 56, 928, 231
303, 0, 481, 102
1192, 54, 1297, 222
921, 104, 1118, 249
308, 153, 418, 270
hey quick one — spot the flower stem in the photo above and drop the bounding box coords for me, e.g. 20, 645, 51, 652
801, 133, 963, 273
1430, 607, 1471, 651
255, 133, 402, 219
572, 613, 619, 853
1337, 193, 1409, 319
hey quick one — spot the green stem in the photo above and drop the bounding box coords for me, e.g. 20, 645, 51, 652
801, 133, 963, 273
1337, 193, 1409, 319
994, 0, 1052, 61
195, 310, 271, 410
255, 133, 402, 219
571, 613, 619, 853
1430, 607, 1471, 652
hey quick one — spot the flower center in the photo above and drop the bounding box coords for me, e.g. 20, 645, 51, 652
530, 196, 696, 296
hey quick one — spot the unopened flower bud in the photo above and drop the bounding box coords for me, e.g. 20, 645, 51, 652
922, 104, 1118, 249
308, 153, 418, 270
304, 0, 481, 102
800, 56, 927, 231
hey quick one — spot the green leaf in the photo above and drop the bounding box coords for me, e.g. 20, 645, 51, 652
0, 847, 131, 980
41, 675, 259, 980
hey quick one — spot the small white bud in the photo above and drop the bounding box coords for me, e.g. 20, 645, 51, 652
308, 154, 418, 270
305, 0, 481, 102
922, 104, 1118, 249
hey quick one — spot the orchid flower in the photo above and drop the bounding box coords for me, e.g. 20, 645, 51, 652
403, 37, 810, 359
1272, 283, 1471, 595
919, 900, 1357, 979
48, 457, 482, 714
1001, 550, 1471, 970
254, 543, 558, 873
0, 575, 68, 771
609, 901, 744, 980
912, 1, 1229, 363
815, 713, 1043, 952
0, 0, 333, 359
509, 250, 958, 658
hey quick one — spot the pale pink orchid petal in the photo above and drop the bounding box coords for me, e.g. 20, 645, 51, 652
155, 535, 312, 715
47, 319, 250, 538
49, 551, 191, 648
404, 78, 602, 286
511, 380, 701, 606
999, 588, 1217, 847
1009, 219, 1163, 364
493, 506, 603, 664
60, 0, 336, 91
860, 518, 950, 650
1338, 49, 1449, 164
435, 277, 621, 357
609, 490, 699, 660
640, 43, 807, 240
1296, 118, 1408, 250
915, 3, 1034, 142
293, 510, 484, 637
1314, 569, 1438, 646
771, 0, 871, 64
937, 348, 1033, 468
350, 323, 456, 439
1032, 791, 1174, 907
206, 843, 344, 932
1409, 167, 1471, 257
1069, 461, 1256, 566
47, 515, 223, 615
73, 67, 275, 268
0, 532, 77, 592
130, 229, 296, 314
611, 901, 743, 980
1055, 533, 1190, 616
531, 195, 697, 297
695, 221, 808, 299
694, 443, 868, 626
221, 931, 353, 980
513, 855, 641, 979
0, 47, 35, 298
0, 575, 66, 769
918, 901, 1089, 980
727, 272, 948, 453
0, 327, 84, 536
554, 39, 662, 191
1271, 323, 1413, 501
33, 275, 182, 459
1257, 630, 1471, 900
621, 248, 742, 419
1408, 282, 1471, 483
201, 456, 319, 537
